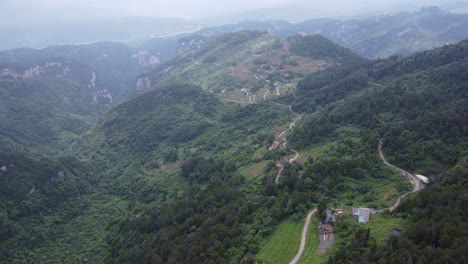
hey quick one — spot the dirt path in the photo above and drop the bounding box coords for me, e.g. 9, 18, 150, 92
289, 209, 318, 264
289, 150, 299, 163
368, 81, 385, 88
377, 139, 424, 212
263, 90, 269, 100
275, 167, 284, 184
274, 114, 302, 184
222, 99, 247, 105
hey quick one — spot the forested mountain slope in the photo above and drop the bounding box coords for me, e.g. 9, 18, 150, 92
289, 39, 468, 173
43, 42, 158, 101
0, 51, 110, 150
284, 39, 468, 263
0, 43, 151, 258
0, 30, 466, 263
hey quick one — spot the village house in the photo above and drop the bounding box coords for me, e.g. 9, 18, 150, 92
240, 88, 249, 95
268, 140, 281, 151
351, 208, 375, 223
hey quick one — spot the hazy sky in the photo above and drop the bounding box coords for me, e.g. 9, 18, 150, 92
0, 0, 463, 23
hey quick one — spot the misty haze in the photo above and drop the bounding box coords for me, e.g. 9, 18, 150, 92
0, 0, 467, 263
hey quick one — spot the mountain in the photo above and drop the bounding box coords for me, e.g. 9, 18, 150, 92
0, 30, 466, 263
0, 50, 110, 148
0, 32, 359, 262
302, 6, 468, 58
282, 39, 468, 263
0, 42, 155, 254
142, 7, 468, 61
111, 35, 466, 263
135, 32, 360, 98
289, 39, 468, 172
0, 17, 200, 51
0, 41, 159, 151
43, 42, 159, 100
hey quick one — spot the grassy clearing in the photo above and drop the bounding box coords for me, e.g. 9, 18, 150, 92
367, 214, 405, 244
241, 160, 270, 177
297, 216, 328, 264
257, 218, 304, 264
336, 170, 408, 209
257, 215, 326, 264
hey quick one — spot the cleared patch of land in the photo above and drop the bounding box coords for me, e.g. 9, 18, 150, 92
257, 218, 305, 264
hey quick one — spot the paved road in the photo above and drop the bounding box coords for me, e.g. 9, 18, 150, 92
289, 209, 318, 264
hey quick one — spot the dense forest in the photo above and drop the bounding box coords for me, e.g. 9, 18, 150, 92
0, 31, 467, 263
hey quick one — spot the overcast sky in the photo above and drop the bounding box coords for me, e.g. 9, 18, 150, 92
0, 0, 463, 24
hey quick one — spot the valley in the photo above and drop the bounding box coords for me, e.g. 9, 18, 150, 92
0, 15, 467, 263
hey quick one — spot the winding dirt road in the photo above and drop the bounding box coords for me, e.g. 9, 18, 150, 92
289, 150, 299, 163
289, 209, 318, 264
263, 90, 269, 100
274, 115, 301, 184
378, 139, 424, 212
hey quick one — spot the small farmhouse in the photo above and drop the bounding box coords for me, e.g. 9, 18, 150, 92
351, 208, 374, 223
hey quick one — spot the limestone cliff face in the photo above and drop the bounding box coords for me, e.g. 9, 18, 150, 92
0, 61, 114, 106
0, 61, 67, 79
132, 50, 160, 66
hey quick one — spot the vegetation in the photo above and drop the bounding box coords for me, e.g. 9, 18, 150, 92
139, 31, 332, 96
0, 31, 467, 263
328, 165, 467, 263
288, 34, 362, 63
287, 39, 468, 263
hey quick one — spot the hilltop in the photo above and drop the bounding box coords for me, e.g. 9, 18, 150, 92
136, 32, 360, 106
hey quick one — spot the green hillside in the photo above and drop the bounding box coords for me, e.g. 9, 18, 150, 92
44, 42, 155, 101
0, 56, 107, 150
0, 46, 135, 259
0, 31, 466, 263
135, 32, 352, 100
289, 39, 468, 172
284, 40, 468, 263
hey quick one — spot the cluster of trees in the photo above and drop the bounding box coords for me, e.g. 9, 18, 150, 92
288, 34, 363, 63
0, 136, 93, 260
108, 157, 292, 263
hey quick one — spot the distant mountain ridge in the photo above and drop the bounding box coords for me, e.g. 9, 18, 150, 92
144, 7, 468, 60
0, 17, 200, 51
